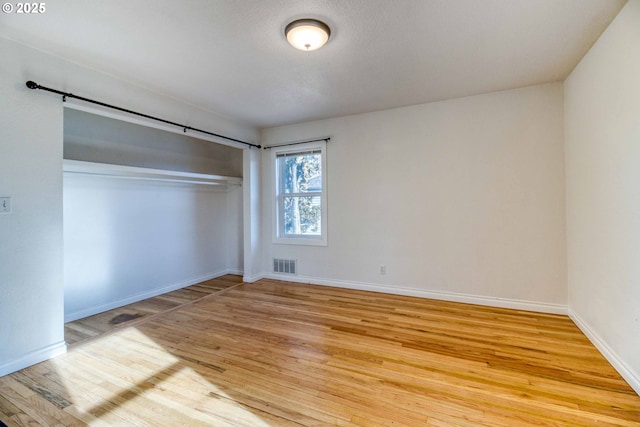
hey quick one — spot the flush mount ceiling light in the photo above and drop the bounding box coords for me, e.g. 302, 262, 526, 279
285, 19, 331, 51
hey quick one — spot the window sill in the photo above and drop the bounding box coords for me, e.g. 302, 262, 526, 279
273, 236, 327, 247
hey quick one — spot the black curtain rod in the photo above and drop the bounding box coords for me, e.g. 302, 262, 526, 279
25, 81, 261, 149
263, 137, 330, 149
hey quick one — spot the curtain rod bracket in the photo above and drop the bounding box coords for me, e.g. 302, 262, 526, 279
25, 80, 261, 149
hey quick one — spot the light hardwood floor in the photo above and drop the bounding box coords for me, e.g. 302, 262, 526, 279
1, 277, 638, 426
64, 275, 242, 346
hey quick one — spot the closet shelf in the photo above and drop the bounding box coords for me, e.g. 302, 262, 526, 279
63, 160, 242, 187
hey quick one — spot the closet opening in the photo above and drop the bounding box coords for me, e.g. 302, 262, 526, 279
63, 107, 244, 324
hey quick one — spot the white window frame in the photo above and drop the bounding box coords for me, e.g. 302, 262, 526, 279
272, 140, 327, 246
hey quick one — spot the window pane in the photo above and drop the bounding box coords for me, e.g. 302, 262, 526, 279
283, 195, 321, 235
279, 153, 322, 194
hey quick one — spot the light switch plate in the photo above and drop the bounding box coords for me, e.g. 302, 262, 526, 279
0, 197, 12, 214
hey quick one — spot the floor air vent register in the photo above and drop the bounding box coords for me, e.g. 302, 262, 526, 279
273, 259, 297, 274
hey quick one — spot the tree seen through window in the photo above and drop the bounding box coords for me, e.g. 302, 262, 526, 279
279, 152, 322, 236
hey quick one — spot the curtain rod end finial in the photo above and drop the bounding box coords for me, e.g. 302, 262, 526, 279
26, 81, 39, 89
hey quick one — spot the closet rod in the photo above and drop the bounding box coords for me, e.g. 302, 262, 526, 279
25, 80, 261, 149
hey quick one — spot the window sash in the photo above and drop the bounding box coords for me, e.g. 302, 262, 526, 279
276, 149, 321, 159
280, 194, 322, 237
277, 152, 322, 193
273, 142, 327, 245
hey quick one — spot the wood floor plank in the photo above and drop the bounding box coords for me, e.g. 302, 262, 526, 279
2, 276, 639, 426
63, 274, 240, 346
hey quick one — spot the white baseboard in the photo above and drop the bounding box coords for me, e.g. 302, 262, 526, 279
64, 269, 236, 322
243, 273, 266, 283
0, 341, 67, 378
569, 310, 640, 396
262, 273, 567, 315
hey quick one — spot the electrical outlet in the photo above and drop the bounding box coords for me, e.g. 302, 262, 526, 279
0, 197, 11, 214
380, 265, 386, 275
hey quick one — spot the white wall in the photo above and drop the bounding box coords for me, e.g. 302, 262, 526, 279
0, 36, 258, 375
64, 108, 244, 176
63, 176, 240, 321
564, 0, 640, 394
243, 148, 263, 282
261, 83, 567, 313
227, 184, 244, 275
0, 40, 66, 376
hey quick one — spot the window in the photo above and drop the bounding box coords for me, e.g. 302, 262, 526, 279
273, 141, 327, 245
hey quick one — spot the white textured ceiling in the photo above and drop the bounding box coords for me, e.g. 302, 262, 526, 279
0, 0, 626, 128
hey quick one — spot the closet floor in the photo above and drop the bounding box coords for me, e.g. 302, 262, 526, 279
64, 275, 242, 346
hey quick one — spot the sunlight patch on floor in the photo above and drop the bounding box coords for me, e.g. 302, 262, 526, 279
50, 328, 275, 426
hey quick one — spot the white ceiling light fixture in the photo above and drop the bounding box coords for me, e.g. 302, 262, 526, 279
285, 19, 331, 51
